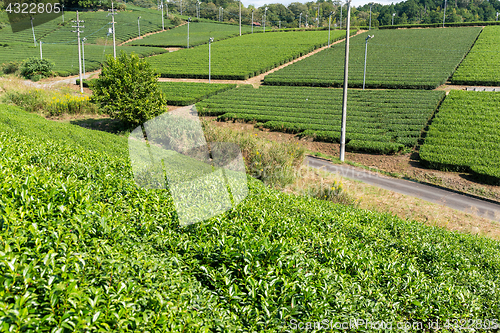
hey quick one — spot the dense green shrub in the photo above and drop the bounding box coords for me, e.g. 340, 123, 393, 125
90, 52, 167, 126
171, 15, 182, 26
20, 57, 54, 81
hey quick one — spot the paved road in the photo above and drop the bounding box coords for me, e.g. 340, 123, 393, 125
305, 156, 500, 222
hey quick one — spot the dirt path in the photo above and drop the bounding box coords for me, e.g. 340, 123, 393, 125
435, 84, 500, 94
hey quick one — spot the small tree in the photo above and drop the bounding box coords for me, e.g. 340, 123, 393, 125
90, 52, 167, 126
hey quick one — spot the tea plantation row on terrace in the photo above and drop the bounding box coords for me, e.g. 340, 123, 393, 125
263, 27, 482, 89
420, 90, 500, 183
0, 43, 167, 76
158, 81, 236, 105
0, 10, 170, 45
197, 86, 445, 154
451, 26, 500, 86
148, 30, 350, 80
1, 103, 500, 330
128, 21, 263, 48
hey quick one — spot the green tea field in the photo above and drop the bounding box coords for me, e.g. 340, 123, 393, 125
1, 103, 500, 330
420, 90, 500, 183
148, 30, 349, 80
0, 43, 167, 76
451, 26, 500, 86
197, 85, 445, 153
0, 10, 169, 45
128, 22, 261, 48
263, 27, 481, 89
158, 81, 236, 105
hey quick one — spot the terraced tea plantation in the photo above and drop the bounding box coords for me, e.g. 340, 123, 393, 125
197, 86, 445, 153
420, 91, 500, 182
158, 81, 236, 105
0, 10, 169, 45
0, 43, 167, 76
1, 103, 500, 330
451, 26, 500, 86
128, 22, 261, 48
148, 30, 348, 80
264, 27, 481, 89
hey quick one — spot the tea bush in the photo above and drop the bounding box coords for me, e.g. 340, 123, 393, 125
1, 104, 500, 331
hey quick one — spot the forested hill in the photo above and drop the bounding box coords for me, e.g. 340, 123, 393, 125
1, 0, 499, 29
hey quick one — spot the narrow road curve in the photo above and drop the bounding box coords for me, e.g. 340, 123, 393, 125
305, 156, 500, 222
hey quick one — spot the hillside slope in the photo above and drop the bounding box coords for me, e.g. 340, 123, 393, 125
0, 104, 499, 330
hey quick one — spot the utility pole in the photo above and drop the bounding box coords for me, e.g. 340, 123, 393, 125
208, 37, 214, 83
340, 0, 351, 162
306, 14, 308, 27
442, 0, 447, 27
187, 17, 190, 48
161, 0, 164, 30
82, 37, 86, 77
328, 11, 334, 45
317, 4, 320, 28
62, 4, 64, 22
299, 12, 302, 28
363, 35, 373, 90
340, 3, 342, 29
264, 7, 268, 32
239, 0, 241, 36
369, 3, 372, 30
39, 40, 42, 59
108, 2, 117, 59
137, 16, 141, 37
30, 16, 37, 46
72, 11, 85, 94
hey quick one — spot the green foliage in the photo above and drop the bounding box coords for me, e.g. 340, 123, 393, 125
129, 22, 262, 48
379, 21, 500, 29
1, 103, 500, 330
158, 82, 236, 106
264, 28, 482, 89
20, 57, 54, 81
0, 43, 167, 77
90, 52, 167, 126
419, 91, 500, 183
171, 15, 182, 26
3, 88, 99, 116
202, 121, 306, 187
451, 26, 500, 86
2, 89, 47, 113
0, 11, 173, 45
303, 179, 358, 206
148, 30, 348, 80
197, 86, 445, 154
0, 104, 127, 157
0, 60, 20, 74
